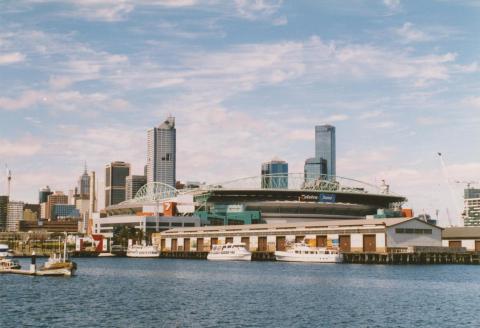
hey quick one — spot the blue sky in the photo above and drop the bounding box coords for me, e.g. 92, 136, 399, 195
0, 0, 479, 225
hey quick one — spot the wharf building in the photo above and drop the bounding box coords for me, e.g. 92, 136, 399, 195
315, 125, 336, 177
147, 116, 176, 187
154, 218, 442, 253
105, 161, 130, 207
462, 188, 480, 226
442, 227, 480, 251
261, 158, 288, 189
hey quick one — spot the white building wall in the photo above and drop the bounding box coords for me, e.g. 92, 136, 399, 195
376, 233, 386, 248
387, 220, 442, 248
351, 233, 362, 251
233, 236, 242, 244
462, 240, 475, 250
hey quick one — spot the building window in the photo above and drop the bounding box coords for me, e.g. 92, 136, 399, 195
395, 228, 432, 234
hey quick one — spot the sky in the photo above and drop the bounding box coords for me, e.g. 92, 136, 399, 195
0, 0, 479, 226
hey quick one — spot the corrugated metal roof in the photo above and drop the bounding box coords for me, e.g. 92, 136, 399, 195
442, 227, 480, 239
162, 217, 417, 234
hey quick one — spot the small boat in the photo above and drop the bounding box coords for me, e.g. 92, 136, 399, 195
0, 257, 21, 271
207, 243, 252, 261
126, 245, 159, 258
275, 242, 343, 263
0, 244, 13, 258
38, 234, 77, 276
98, 252, 116, 257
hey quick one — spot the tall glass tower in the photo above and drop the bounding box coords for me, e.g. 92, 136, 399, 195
147, 116, 176, 187
315, 125, 336, 177
261, 158, 288, 189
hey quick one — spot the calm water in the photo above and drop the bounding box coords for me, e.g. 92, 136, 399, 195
2, 258, 480, 328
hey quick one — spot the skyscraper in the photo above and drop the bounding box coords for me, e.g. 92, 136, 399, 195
105, 161, 130, 207
7, 201, 24, 232
315, 125, 336, 177
126, 175, 147, 200
304, 157, 328, 183
78, 164, 90, 197
0, 196, 8, 231
39, 186, 53, 203
147, 116, 176, 187
46, 191, 68, 221
261, 158, 288, 189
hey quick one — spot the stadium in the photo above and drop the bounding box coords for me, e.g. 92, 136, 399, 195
95, 174, 407, 236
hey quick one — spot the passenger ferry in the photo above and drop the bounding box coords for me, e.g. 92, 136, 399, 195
275, 242, 343, 263
126, 245, 160, 258
207, 243, 252, 261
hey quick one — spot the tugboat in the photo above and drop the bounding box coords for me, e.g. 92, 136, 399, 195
275, 241, 343, 263
207, 243, 252, 261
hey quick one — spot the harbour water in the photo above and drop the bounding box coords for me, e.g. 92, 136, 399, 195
2, 258, 480, 327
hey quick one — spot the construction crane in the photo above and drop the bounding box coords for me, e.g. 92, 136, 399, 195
455, 181, 478, 189
5, 164, 12, 197
437, 152, 461, 226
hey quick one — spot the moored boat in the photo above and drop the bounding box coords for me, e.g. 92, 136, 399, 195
38, 234, 77, 276
0, 257, 21, 271
126, 245, 159, 258
0, 244, 13, 258
207, 243, 252, 261
275, 242, 343, 263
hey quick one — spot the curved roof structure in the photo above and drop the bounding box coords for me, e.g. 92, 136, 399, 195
117, 173, 404, 207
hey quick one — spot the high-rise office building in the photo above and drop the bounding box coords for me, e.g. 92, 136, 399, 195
315, 125, 336, 177
78, 164, 90, 197
46, 191, 68, 221
304, 157, 328, 183
7, 201, 24, 232
39, 186, 53, 203
463, 188, 480, 226
89, 171, 97, 214
147, 116, 176, 187
0, 196, 8, 231
126, 175, 147, 200
261, 158, 288, 189
105, 161, 130, 207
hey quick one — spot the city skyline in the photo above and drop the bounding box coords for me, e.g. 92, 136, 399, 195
0, 1, 479, 222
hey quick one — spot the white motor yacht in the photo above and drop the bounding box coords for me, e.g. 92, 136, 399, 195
275, 242, 343, 263
126, 245, 160, 258
0, 244, 13, 258
0, 257, 21, 271
207, 243, 252, 261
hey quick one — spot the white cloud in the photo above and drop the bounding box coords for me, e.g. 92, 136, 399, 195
0, 137, 42, 157
462, 96, 480, 109
0, 52, 25, 65
396, 22, 430, 43
383, 0, 401, 14
0, 91, 44, 111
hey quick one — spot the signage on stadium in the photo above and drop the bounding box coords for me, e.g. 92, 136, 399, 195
319, 193, 336, 203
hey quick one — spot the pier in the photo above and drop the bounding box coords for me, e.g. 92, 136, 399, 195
342, 251, 480, 264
